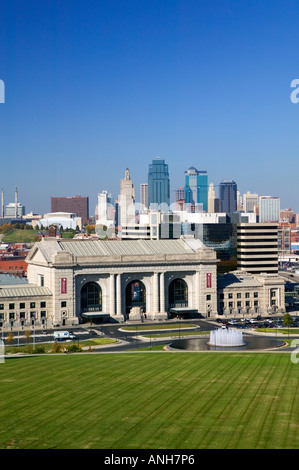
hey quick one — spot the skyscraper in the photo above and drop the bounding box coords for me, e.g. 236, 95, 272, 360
118, 168, 135, 227
148, 158, 170, 209
184, 167, 208, 212
208, 183, 216, 213
140, 183, 148, 209
259, 196, 280, 222
219, 180, 237, 213
243, 191, 259, 212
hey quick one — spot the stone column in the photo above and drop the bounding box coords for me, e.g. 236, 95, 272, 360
160, 272, 165, 314
116, 274, 122, 315
153, 272, 159, 315
195, 271, 200, 312
110, 274, 115, 316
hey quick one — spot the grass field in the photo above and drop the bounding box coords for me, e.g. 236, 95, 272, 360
2, 229, 38, 243
1, 352, 299, 449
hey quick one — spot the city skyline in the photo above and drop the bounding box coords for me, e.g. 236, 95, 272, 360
0, 1, 298, 214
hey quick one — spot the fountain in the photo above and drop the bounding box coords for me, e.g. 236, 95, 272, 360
208, 328, 245, 347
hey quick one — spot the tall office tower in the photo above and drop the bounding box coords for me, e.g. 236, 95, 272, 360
259, 196, 280, 222
243, 191, 259, 212
219, 180, 237, 213
237, 223, 278, 274
51, 195, 89, 224
96, 191, 115, 227
184, 166, 208, 212
148, 158, 170, 210
208, 183, 216, 213
118, 168, 135, 226
140, 183, 148, 209
175, 187, 185, 202
237, 190, 243, 211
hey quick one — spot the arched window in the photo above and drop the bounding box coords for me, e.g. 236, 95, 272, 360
81, 282, 102, 312
125, 280, 146, 315
169, 279, 188, 307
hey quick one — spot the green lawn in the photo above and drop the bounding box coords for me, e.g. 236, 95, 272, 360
2, 229, 38, 243
1, 352, 299, 449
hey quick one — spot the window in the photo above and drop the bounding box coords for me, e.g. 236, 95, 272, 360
245, 293, 250, 298
61, 301, 67, 308
271, 299, 276, 306
206, 295, 211, 301
254, 301, 259, 307
41, 311, 46, 318
246, 301, 250, 307
30, 312, 36, 319
271, 291, 276, 298
254, 292, 258, 298
9, 303, 15, 310
0, 304, 3, 310
20, 312, 26, 319
30, 302, 35, 309
229, 302, 233, 308
237, 293, 241, 299
237, 301, 242, 308
19, 302, 25, 309
40, 301, 46, 308
228, 293, 233, 299
9, 312, 15, 320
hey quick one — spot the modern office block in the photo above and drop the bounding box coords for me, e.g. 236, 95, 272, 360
51, 195, 89, 224
184, 166, 208, 212
259, 196, 280, 222
237, 223, 278, 274
148, 158, 170, 209
219, 180, 237, 213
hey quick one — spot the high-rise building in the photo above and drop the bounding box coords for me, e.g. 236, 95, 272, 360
148, 158, 170, 209
219, 180, 237, 213
237, 223, 278, 274
140, 183, 148, 209
96, 191, 115, 227
51, 196, 89, 224
208, 183, 216, 213
243, 192, 259, 212
259, 196, 280, 222
118, 168, 135, 227
184, 166, 208, 212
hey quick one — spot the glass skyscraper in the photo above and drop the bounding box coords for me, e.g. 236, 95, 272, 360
184, 166, 208, 212
148, 158, 170, 209
219, 180, 237, 213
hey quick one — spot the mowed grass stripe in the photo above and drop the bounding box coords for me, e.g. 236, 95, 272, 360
1, 353, 299, 449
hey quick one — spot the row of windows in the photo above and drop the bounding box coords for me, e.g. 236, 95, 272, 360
0, 311, 47, 320
0, 301, 47, 310
0, 301, 67, 310
220, 301, 259, 308
219, 292, 259, 299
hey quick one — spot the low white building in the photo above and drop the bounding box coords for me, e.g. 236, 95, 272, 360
35, 212, 82, 231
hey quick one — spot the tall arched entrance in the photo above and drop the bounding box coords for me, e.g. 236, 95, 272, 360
169, 279, 188, 309
81, 282, 103, 323
125, 280, 146, 317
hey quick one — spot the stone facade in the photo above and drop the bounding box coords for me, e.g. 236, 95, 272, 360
0, 237, 286, 328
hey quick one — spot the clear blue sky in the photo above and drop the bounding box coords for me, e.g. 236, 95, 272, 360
0, 0, 298, 216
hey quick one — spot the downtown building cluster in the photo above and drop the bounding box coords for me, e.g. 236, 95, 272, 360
0, 157, 297, 328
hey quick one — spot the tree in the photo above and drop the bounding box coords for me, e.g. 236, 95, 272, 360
283, 313, 293, 327
6, 332, 14, 345
24, 330, 31, 344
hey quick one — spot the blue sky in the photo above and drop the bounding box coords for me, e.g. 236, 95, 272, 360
0, 0, 298, 216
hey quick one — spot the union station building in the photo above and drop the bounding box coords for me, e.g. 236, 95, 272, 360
0, 236, 286, 328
